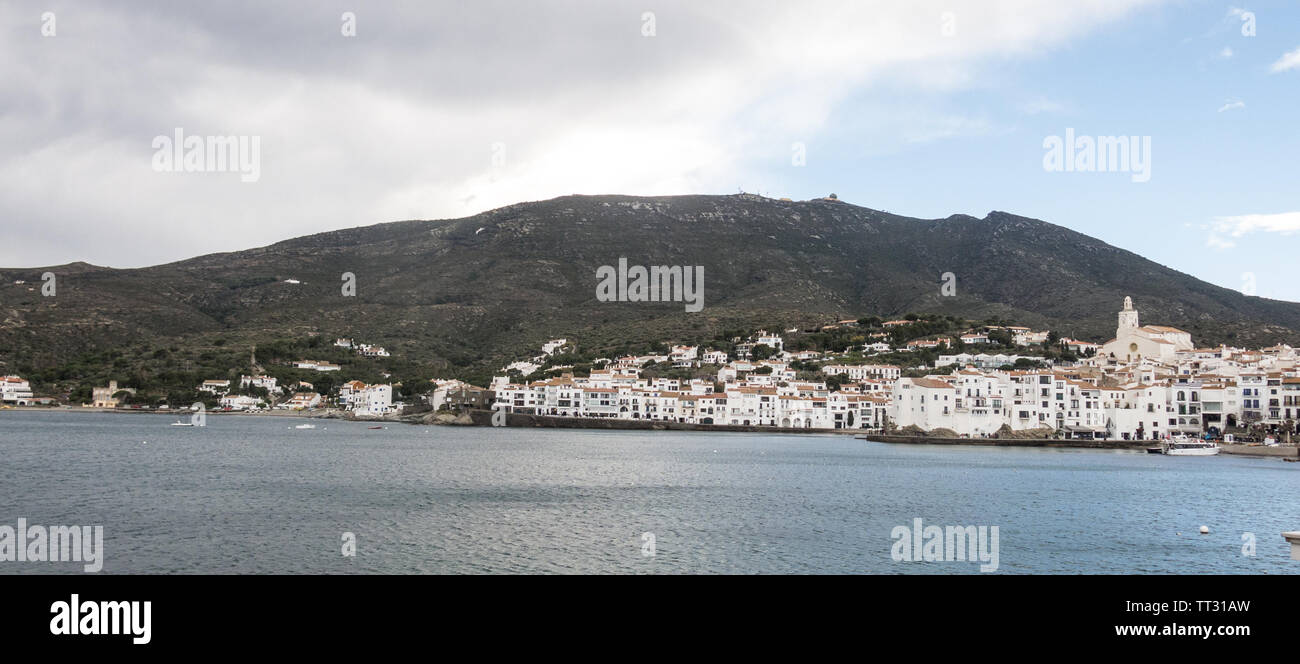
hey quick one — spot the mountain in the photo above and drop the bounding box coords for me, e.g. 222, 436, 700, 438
3, 193, 1298, 379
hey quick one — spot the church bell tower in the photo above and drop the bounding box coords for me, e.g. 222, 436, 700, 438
1117, 296, 1139, 332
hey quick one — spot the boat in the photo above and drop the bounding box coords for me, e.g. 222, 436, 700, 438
1157, 434, 1220, 456
294, 423, 316, 429
170, 421, 194, 427
368, 425, 384, 430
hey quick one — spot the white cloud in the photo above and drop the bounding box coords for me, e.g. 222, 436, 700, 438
0, 0, 1168, 268
1217, 99, 1245, 112
1270, 47, 1300, 73
1207, 211, 1300, 250
1219, 46, 1233, 59
1206, 234, 1236, 250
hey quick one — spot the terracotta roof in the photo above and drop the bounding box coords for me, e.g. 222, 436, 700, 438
909, 378, 956, 389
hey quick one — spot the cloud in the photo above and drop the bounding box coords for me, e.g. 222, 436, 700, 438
1205, 234, 1236, 250
0, 0, 1167, 268
1217, 99, 1245, 112
1207, 211, 1300, 249
1219, 46, 1233, 59
1271, 47, 1300, 73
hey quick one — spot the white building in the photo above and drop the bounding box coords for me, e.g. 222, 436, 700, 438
428, 379, 481, 411
239, 375, 280, 394
1, 375, 33, 405
281, 392, 322, 410
821, 364, 902, 381
219, 394, 263, 411
701, 349, 729, 365
294, 360, 341, 372
198, 379, 231, 394
352, 384, 393, 416
754, 331, 784, 352
935, 353, 1041, 369
1013, 330, 1050, 346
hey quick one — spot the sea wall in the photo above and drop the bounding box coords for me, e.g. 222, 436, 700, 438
464, 410, 850, 435
1219, 444, 1300, 458
869, 434, 1149, 449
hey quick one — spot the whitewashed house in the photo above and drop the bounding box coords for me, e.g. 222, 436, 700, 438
198, 379, 231, 394
1, 375, 33, 405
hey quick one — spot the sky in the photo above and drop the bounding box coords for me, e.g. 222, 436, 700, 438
1, 0, 1298, 301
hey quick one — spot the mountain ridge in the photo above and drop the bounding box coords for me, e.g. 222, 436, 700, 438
2, 193, 1297, 377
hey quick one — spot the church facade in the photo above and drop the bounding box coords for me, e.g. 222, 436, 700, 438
1100, 297, 1194, 362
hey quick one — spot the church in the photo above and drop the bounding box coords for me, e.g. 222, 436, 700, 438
1100, 297, 1194, 362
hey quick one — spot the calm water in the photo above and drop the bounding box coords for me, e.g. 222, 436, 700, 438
1, 410, 1297, 574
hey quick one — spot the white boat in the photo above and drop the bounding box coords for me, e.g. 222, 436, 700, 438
294, 423, 316, 429
1160, 434, 1220, 456
170, 421, 194, 427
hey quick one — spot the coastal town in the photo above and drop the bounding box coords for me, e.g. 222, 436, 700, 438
3, 297, 1298, 443
483, 298, 1299, 442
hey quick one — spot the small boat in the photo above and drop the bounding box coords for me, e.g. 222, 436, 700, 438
294, 423, 316, 429
368, 425, 384, 430
1157, 434, 1220, 456
170, 421, 194, 427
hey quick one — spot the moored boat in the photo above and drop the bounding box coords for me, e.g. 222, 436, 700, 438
1158, 434, 1219, 456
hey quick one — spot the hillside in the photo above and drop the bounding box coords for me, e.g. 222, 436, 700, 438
3, 193, 1298, 384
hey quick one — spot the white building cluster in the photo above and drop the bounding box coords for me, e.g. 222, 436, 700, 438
491, 359, 891, 430
891, 299, 1300, 439
484, 298, 1299, 439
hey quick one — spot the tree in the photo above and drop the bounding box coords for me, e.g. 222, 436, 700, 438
987, 329, 1013, 346
750, 343, 776, 361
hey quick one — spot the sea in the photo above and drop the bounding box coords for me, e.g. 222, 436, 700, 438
1, 410, 1297, 574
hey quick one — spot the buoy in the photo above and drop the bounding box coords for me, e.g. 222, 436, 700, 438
1199, 526, 1210, 534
